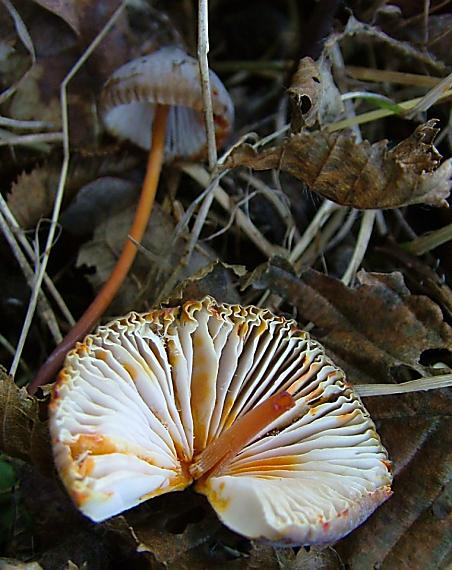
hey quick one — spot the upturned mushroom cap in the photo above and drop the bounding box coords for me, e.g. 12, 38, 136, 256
100, 46, 234, 160
49, 297, 392, 545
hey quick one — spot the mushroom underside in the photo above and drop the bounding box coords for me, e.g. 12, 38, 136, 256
104, 103, 207, 157
50, 298, 392, 545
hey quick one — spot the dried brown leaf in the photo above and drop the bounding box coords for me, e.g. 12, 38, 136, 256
0, 367, 51, 471
288, 57, 321, 130
124, 491, 290, 569
243, 262, 452, 567
7, 167, 58, 229
77, 204, 212, 315
326, 14, 446, 72
9, 64, 62, 125
335, 417, 451, 569
224, 121, 452, 209
165, 260, 245, 306
242, 260, 452, 384
30, 0, 80, 35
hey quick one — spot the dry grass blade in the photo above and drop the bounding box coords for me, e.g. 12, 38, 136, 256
403, 222, 452, 255
345, 66, 442, 88
355, 375, 452, 397
0, 194, 75, 326
0, 208, 62, 343
0, 0, 36, 104
181, 164, 280, 258
11, 3, 127, 378
406, 71, 452, 117
0, 132, 63, 147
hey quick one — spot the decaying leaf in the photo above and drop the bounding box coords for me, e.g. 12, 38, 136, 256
0, 367, 51, 471
7, 168, 58, 228
316, 56, 344, 125
336, 416, 451, 569
30, 0, 80, 35
165, 260, 245, 306
77, 204, 212, 314
243, 262, 451, 568
288, 56, 321, 130
326, 14, 446, 72
242, 260, 452, 385
8, 64, 61, 125
122, 491, 294, 569
224, 120, 452, 209
60, 176, 139, 236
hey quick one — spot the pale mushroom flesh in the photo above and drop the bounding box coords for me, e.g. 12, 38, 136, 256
50, 297, 392, 546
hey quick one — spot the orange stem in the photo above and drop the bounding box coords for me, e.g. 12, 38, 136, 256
190, 391, 295, 479
28, 105, 169, 395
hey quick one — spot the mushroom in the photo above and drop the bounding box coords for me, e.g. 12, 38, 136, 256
29, 48, 234, 394
49, 297, 392, 545
101, 46, 234, 159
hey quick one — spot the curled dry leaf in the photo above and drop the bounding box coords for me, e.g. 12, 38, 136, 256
242, 260, 452, 385
224, 120, 452, 209
0, 367, 50, 471
288, 56, 321, 130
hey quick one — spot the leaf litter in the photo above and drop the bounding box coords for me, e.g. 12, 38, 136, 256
0, 1, 451, 569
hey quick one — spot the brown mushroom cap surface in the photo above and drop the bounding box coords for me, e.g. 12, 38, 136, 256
100, 46, 234, 160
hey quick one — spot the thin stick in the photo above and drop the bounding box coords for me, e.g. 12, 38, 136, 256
184, 0, 218, 262
0, 194, 75, 326
197, 0, 217, 169
0, 209, 62, 343
14, 3, 127, 381
355, 375, 452, 397
28, 104, 168, 394
190, 391, 295, 479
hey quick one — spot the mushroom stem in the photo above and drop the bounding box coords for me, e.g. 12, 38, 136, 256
28, 105, 169, 395
190, 391, 296, 480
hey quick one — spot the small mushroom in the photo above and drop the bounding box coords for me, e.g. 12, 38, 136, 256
100, 46, 234, 160
50, 297, 392, 546
29, 48, 234, 394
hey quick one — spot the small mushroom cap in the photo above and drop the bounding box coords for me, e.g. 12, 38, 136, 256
50, 297, 392, 545
100, 46, 234, 160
